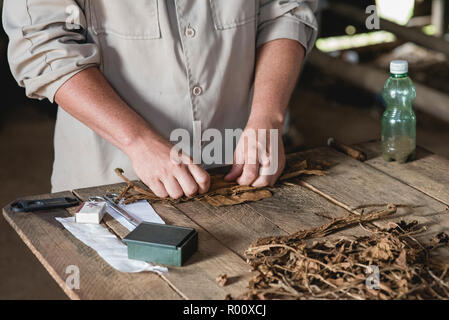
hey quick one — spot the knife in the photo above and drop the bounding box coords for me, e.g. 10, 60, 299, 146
10, 197, 80, 212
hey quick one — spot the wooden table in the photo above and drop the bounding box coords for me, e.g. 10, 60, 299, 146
3, 142, 449, 300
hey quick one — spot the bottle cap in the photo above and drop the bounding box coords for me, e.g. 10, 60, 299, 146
390, 60, 408, 74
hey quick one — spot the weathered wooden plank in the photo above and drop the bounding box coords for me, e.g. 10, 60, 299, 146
72, 146, 449, 262
8, 145, 447, 300
354, 141, 449, 207
174, 200, 285, 256
74, 168, 371, 283
296, 147, 449, 260
74, 180, 356, 298
2, 192, 181, 300
73, 185, 253, 300
246, 183, 351, 234
174, 180, 370, 257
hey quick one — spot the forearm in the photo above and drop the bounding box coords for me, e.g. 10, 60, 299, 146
54, 67, 160, 155
54, 67, 210, 197
250, 39, 305, 128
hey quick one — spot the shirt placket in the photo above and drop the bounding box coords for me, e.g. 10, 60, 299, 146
173, 0, 203, 125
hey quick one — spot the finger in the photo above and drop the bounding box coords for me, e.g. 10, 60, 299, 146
251, 174, 271, 188
236, 163, 259, 186
161, 175, 184, 199
225, 163, 244, 181
258, 148, 271, 167
178, 154, 210, 194
268, 159, 286, 187
175, 167, 199, 197
236, 133, 260, 185
245, 131, 259, 166
225, 145, 245, 181
251, 167, 279, 188
251, 152, 281, 187
187, 164, 210, 194
148, 178, 169, 198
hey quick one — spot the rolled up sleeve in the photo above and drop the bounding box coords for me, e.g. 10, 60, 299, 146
257, 0, 318, 55
2, 0, 100, 102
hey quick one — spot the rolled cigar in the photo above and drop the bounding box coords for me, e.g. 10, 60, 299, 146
327, 137, 367, 162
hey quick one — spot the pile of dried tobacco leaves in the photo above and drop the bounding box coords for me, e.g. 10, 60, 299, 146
233, 204, 449, 300
113, 156, 328, 207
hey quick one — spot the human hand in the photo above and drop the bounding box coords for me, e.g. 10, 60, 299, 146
126, 133, 210, 199
224, 117, 286, 187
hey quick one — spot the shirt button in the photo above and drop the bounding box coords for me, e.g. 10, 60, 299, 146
185, 26, 196, 38
192, 86, 203, 96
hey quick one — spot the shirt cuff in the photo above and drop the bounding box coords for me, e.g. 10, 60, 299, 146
256, 16, 317, 56
23, 63, 98, 103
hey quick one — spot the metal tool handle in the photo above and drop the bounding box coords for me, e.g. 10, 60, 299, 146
89, 194, 141, 227
10, 197, 80, 212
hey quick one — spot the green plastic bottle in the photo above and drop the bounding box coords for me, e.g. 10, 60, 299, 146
381, 60, 416, 163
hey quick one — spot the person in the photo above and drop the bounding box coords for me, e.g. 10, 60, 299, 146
3, 0, 318, 198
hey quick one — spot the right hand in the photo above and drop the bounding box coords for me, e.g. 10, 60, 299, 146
126, 134, 210, 199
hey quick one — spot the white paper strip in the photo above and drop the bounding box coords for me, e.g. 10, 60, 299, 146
119, 200, 165, 225
105, 200, 165, 231
56, 217, 168, 274
104, 205, 136, 231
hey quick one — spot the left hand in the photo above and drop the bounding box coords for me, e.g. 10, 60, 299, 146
224, 117, 286, 187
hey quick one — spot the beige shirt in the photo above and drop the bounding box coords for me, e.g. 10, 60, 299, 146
3, 0, 318, 192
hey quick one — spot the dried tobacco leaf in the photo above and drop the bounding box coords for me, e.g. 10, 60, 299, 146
251, 204, 397, 247
233, 205, 449, 300
280, 160, 326, 181
361, 237, 395, 262
204, 190, 272, 207
113, 158, 326, 207
216, 274, 228, 287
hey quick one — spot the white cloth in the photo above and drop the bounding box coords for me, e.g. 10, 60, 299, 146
56, 217, 168, 274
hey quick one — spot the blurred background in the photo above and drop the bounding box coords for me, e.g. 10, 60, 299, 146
0, 0, 448, 299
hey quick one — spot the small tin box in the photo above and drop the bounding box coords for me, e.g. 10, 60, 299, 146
122, 222, 198, 267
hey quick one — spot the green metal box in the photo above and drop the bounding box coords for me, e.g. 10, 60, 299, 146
122, 222, 198, 267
